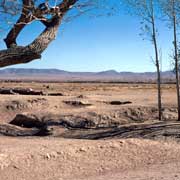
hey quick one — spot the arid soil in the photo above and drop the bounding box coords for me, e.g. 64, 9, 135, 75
0, 82, 180, 179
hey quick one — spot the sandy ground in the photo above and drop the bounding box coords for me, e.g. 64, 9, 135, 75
1, 137, 180, 180
0, 83, 177, 122
0, 82, 179, 180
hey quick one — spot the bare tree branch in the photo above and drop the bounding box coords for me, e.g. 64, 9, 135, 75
0, 0, 115, 68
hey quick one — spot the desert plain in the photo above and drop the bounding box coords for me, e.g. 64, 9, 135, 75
0, 82, 180, 180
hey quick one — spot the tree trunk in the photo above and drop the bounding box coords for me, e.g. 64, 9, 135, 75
172, 1, 180, 121
151, 0, 162, 121
156, 61, 162, 120
153, 35, 162, 121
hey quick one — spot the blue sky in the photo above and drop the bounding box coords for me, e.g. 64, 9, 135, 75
0, 2, 174, 72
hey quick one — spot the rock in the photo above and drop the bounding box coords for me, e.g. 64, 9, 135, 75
79, 147, 87, 152
44, 152, 58, 160
48, 93, 64, 96
45, 153, 51, 160
77, 95, 87, 99
63, 100, 92, 107
109, 101, 132, 105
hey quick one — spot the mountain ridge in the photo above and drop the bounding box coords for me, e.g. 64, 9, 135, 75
0, 68, 175, 82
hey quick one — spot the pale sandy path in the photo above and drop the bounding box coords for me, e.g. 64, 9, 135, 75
1, 137, 180, 180
84, 163, 180, 180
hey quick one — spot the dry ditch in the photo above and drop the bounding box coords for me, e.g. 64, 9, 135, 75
0, 106, 179, 141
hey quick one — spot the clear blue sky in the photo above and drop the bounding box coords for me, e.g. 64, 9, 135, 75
0, 2, 174, 72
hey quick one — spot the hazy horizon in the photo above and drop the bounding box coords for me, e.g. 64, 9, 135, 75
0, 67, 173, 74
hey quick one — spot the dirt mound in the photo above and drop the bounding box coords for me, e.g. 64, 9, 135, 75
63, 100, 92, 107
0, 87, 66, 97
62, 107, 162, 128
8, 113, 96, 130
59, 115, 96, 129
6, 100, 28, 111
112, 107, 177, 122
0, 88, 43, 95
5, 98, 48, 111
27, 98, 48, 107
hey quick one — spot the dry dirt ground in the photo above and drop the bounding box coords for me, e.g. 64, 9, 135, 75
0, 82, 180, 180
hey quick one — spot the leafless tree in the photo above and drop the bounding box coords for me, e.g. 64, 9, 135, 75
160, 0, 180, 121
0, 0, 115, 68
124, 0, 163, 120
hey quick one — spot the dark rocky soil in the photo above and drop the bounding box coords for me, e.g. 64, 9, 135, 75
0, 107, 179, 142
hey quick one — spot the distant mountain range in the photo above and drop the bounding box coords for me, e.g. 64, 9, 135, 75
0, 68, 176, 82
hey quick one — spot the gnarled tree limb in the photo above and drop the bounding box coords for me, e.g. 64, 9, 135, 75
0, 0, 78, 68
4, 0, 35, 48
0, 14, 62, 67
